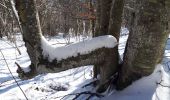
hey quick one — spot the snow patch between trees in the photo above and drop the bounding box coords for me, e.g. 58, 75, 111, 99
103, 64, 170, 100
41, 35, 117, 62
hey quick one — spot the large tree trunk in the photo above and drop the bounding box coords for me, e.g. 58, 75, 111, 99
116, 0, 170, 90
93, 0, 113, 80
108, 0, 125, 74
93, 0, 125, 91
15, 0, 118, 93
15, 0, 42, 77
93, 0, 112, 81
123, 0, 136, 30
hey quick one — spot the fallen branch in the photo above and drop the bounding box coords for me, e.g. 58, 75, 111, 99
156, 83, 170, 88
97, 72, 118, 93
154, 67, 170, 100
82, 79, 98, 88
155, 70, 170, 88
0, 2, 11, 10
51, 42, 74, 45
0, 50, 28, 100
60, 91, 104, 100
0, 39, 22, 55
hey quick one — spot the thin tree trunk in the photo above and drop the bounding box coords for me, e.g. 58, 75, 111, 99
93, 0, 101, 79
108, 0, 124, 40
99, 0, 112, 34
94, 0, 101, 37
9, 0, 23, 34
116, 0, 170, 90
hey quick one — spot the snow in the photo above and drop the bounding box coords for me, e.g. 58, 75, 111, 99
0, 28, 170, 100
41, 35, 117, 62
103, 64, 170, 100
119, 27, 129, 59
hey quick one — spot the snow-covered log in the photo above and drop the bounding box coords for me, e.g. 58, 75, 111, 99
17, 36, 118, 92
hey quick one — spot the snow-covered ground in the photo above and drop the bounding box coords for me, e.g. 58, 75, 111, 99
0, 28, 170, 100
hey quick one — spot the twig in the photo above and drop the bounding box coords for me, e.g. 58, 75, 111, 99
60, 91, 103, 100
0, 80, 15, 87
155, 89, 160, 100
51, 42, 73, 45
154, 66, 170, 100
166, 62, 170, 71
0, 38, 22, 55
156, 82, 170, 88
82, 79, 98, 88
0, 2, 11, 10
8, 0, 23, 35
0, 50, 28, 100
124, 6, 135, 12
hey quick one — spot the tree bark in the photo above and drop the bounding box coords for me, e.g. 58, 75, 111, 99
99, 0, 112, 34
108, 0, 125, 74
116, 0, 170, 90
15, 0, 42, 76
93, 0, 112, 81
93, 1, 125, 91
94, 0, 101, 37
108, 0, 124, 40
93, 0, 101, 79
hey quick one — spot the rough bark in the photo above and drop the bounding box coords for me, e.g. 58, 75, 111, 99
116, 0, 170, 90
93, 0, 101, 79
123, 0, 136, 30
93, 0, 125, 87
15, 0, 42, 76
99, 0, 112, 34
89, 0, 95, 37
108, 0, 124, 40
94, 0, 101, 37
108, 0, 125, 73
93, 0, 112, 80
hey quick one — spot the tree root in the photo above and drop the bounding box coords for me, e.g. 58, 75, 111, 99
60, 91, 104, 100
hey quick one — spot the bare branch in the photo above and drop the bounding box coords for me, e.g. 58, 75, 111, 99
0, 50, 28, 100
8, 0, 23, 34
60, 91, 104, 100
0, 2, 10, 10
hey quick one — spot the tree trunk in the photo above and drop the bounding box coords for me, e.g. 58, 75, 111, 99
93, 0, 101, 79
93, 0, 112, 81
99, 0, 112, 34
15, 0, 42, 77
123, 0, 136, 30
108, 0, 124, 40
94, 0, 101, 37
116, 0, 170, 90
93, 1, 125, 92
107, 0, 125, 74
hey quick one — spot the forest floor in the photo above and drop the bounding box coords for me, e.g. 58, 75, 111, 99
0, 28, 169, 100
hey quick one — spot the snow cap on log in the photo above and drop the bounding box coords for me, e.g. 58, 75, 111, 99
41, 35, 117, 62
